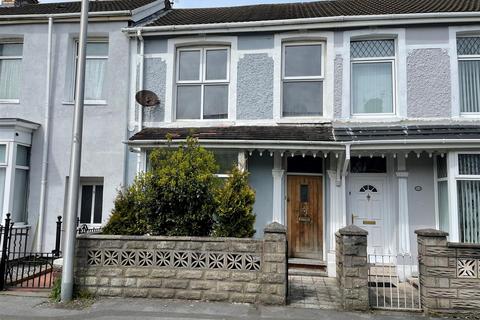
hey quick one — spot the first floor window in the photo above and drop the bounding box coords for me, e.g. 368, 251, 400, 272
457, 37, 480, 113
79, 180, 104, 225
176, 47, 229, 120
0, 42, 23, 100
74, 40, 108, 102
350, 39, 395, 115
282, 43, 324, 117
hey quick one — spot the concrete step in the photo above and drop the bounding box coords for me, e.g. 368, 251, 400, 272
288, 268, 328, 277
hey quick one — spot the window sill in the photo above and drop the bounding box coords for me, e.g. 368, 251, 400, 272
62, 100, 107, 106
276, 117, 332, 124
0, 99, 20, 104
458, 113, 480, 119
347, 115, 402, 122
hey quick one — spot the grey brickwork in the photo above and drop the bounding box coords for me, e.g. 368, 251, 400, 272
75, 223, 287, 305
335, 225, 369, 311
416, 229, 480, 316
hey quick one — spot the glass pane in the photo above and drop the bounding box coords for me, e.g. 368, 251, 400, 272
459, 154, 480, 175
437, 155, 448, 178
178, 50, 200, 81
12, 169, 28, 223
84, 58, 106, 100
300, 185, 309, 202
438, 181, 449, 233
458, 180, 480, 243
351, 40, 395, 58
0, 59, 22, 100
0, 168, 5, 216
86, 42, 108, 56
457, 37, 480, 56
459, 60, 480, 113
80, 185, 93, 224
0, 145, 5, 163
284, 45, 322, 77
283, 81, 323, 116
16, 145, 29, 167
176, 85, 201, 119
214, 151, 238, 174
287, 156, 323, 173
93, 185, 103, 224
204, 85, 228, 119
350, 157, 387, 173
206, 49, 228, 80
0, 43, 23, 57
352, 62, 393, 114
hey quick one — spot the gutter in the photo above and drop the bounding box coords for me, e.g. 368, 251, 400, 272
123, 12, 480, 36
36, 17, 54, 252
0, 11, 132, 21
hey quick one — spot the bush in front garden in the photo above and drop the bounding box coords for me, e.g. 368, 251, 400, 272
103, 136, 257, 238
213, 166, 256, 238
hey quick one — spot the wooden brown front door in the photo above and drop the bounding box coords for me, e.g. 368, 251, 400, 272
287, 175, 323, 259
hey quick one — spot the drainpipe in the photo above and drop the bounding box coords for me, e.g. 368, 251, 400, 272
36, 16, 54, 252
136, 29, 144, 173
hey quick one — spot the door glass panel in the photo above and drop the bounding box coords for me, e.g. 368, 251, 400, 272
80, 185, 93, 224
437, 156, 448, 178
300, 184, 309, 202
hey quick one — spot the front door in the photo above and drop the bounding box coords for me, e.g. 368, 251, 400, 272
287, 175, 323, 259
348, 177, 387, 254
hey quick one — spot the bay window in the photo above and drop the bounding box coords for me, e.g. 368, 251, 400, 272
350, 39, 395, 115
0, 42, 23, 101
457, 37, 480, 113
176, 47, 230, 120
282, 43, 324, 117
12, 145, 29, 223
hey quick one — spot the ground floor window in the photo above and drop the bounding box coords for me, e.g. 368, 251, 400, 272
78, 179, 104, 225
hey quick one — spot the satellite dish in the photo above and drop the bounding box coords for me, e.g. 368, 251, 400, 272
135, 90, 160, 107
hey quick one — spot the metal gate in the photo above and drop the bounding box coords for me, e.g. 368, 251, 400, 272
0, 214, 63, 290
368, 253, 422, 311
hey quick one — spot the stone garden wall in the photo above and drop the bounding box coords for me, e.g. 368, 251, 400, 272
75, 222, 287, 305
416, 229, 480, 316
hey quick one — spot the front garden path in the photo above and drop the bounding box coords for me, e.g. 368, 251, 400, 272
288, 275, 341, 310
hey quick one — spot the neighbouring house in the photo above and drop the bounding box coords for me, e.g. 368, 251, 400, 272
0, 0, 167, 252
124, 0, 480, 277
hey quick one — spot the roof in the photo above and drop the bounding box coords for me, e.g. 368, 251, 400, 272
334, 125, 480, 141
149, 0, 480, 26
129, 125, 480, 144
0, 0, 156, 16
129, 126, 335, 142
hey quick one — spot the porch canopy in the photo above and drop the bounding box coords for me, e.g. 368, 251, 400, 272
127, 124, 480, 157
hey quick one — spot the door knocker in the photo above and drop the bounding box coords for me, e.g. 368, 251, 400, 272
298, 202, 312, 224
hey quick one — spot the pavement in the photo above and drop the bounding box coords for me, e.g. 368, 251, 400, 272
0, 294, 442, 320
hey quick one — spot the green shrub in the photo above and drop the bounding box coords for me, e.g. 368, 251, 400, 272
213, 166, 256, 238
50, 277, 95, 303
104, 137, 219, 237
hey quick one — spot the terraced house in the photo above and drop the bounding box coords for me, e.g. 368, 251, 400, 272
124, 0, 480, 277
2, 0, 480, 281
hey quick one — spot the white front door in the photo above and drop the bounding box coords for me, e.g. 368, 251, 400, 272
348, 177, 387, 255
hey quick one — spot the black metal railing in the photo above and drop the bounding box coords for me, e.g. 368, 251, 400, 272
0, 214, 63, 290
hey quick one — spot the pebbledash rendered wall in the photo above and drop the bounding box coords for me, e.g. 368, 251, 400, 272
416, 229, 480, 315
75, 223, 287, 305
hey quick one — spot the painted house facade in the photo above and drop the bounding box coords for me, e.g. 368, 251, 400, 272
0, 0, 166, 252
125, 0, 480, 276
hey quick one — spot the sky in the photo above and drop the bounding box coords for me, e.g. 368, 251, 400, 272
38, 0, 313, 7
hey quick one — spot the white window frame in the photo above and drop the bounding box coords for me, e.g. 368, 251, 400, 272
281, 41, 325, 118
456, 36, 480, 116
0, 41, 23, 104
433, 154, 449, 230
175, 46, 231, 121
77, 180, 104, 226
71, 39, 109, 105
350, 39, 397, 117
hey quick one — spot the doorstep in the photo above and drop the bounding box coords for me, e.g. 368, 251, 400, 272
288, 258, 328, 277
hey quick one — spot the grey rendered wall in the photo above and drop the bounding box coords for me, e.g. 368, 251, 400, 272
407, 48, 451, 118
0, 21, 130, 250
407, 156, 436, 255
248, 154, 273, 238
143, 58, 166, 123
